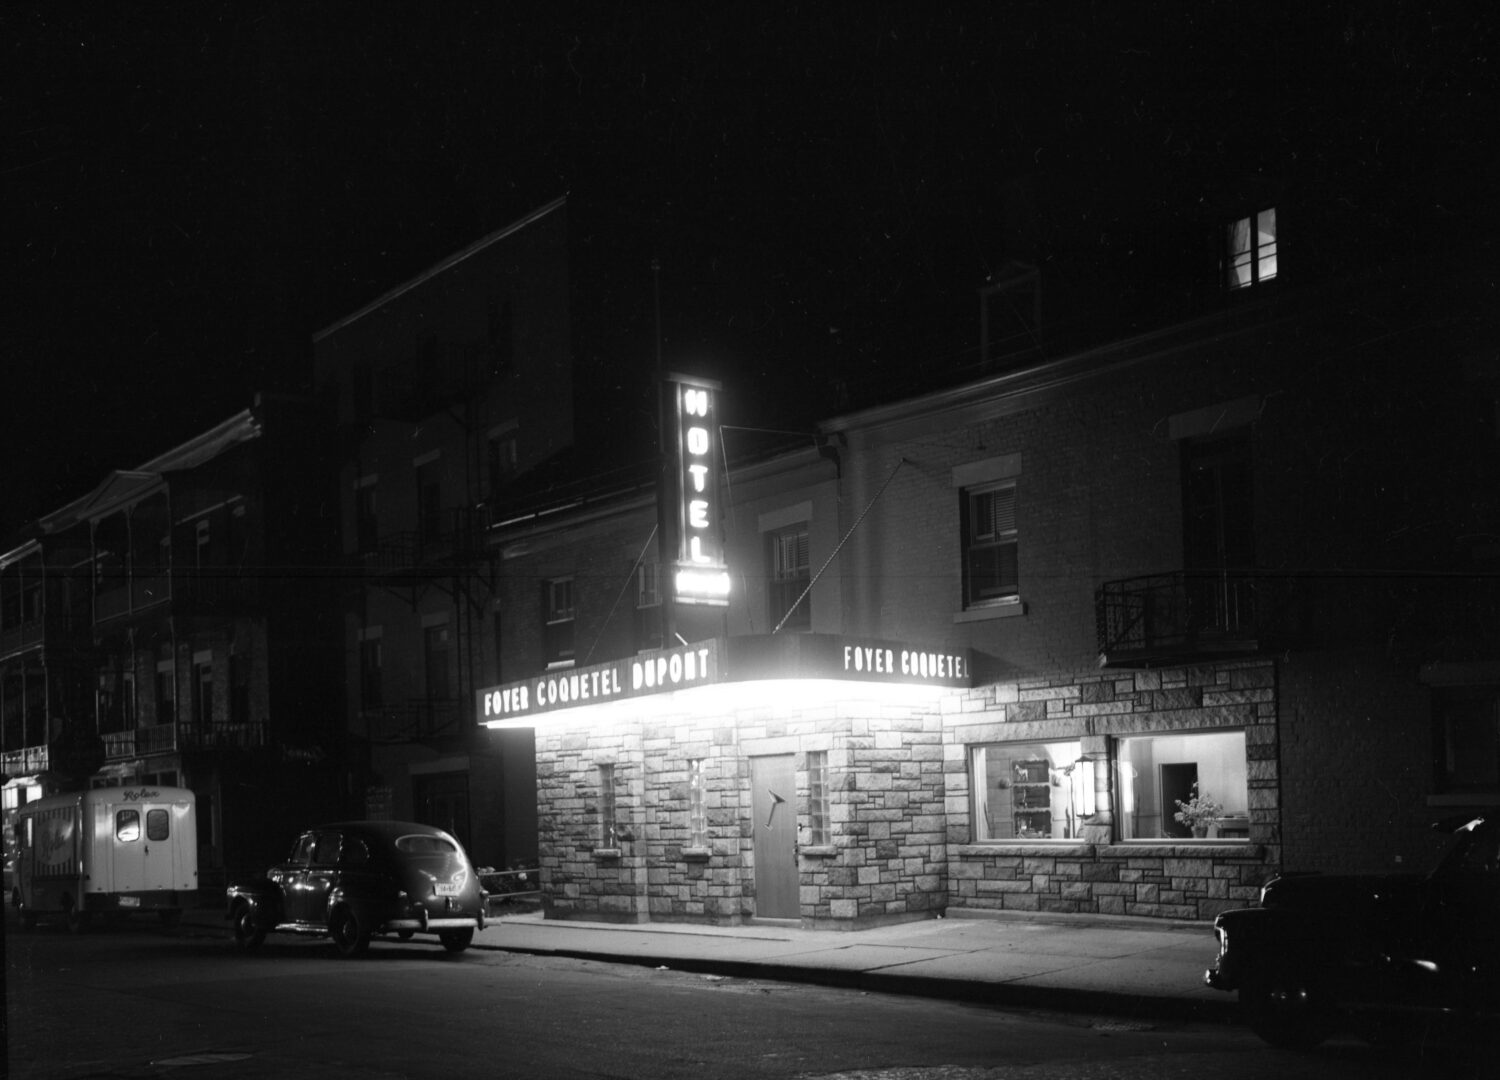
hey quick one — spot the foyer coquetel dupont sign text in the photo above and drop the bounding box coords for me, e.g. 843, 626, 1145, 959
476, 633, 971, 725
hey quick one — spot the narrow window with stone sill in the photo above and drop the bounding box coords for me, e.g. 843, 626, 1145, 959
687, 758, 708, 848
807, 751, 830, 846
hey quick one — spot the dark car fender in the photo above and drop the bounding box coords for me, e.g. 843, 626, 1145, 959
225, 879, 283, 925
1206, 905, 1337, 992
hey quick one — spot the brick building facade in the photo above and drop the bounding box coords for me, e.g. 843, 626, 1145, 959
312, 196, 572, 871
478, 242, 1497, 929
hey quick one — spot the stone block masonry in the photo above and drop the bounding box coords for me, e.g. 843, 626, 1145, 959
533, 658, 1279, 928
944, 659, 1280, 922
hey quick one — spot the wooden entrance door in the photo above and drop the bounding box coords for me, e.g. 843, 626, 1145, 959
750, 755, 798, 919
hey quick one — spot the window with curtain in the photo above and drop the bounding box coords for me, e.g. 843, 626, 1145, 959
962, 483, 1018, 608
543, 577, 575, 666
769, 525, 811, 630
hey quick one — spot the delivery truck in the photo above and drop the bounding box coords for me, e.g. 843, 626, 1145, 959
10, 785, 197, 931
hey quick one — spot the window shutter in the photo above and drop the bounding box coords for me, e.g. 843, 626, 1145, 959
973, 487, 1016, 540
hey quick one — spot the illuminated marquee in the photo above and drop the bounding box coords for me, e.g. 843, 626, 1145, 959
670, 374, 730, 605
475, 634, 972, 729
479, 641, 720, 724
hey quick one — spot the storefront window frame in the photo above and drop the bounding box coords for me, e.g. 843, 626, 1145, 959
1114, 728, 1250, 842
969, 739, 1087, 843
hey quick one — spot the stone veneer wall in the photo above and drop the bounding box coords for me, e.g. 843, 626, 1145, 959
535, 692, 951, 928
945, 659, 1281, 921
535, 659, 1281, 927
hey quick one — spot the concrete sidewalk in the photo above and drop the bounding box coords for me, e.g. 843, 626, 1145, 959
189, 903, 1234, 1024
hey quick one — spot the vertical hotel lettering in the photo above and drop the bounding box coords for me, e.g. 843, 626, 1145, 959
671, 374, 730, 604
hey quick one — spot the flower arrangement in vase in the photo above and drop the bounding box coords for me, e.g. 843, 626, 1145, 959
1174, 782, 1224, 838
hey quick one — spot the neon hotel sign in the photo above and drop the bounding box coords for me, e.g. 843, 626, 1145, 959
477, 634, 971, 725
670, 374, 730, 605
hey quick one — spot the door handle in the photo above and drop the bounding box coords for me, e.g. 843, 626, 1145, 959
763, 788, 787, 828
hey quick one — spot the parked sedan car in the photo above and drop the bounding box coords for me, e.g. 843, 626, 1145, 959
225, 821, 486, 957
1205, 810, 1500, 1049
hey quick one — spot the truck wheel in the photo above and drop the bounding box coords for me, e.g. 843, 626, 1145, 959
1241, 970, 1330, 1050
438, 927, 473, 953
230, 902, 266, 951
330, 908, 370, 957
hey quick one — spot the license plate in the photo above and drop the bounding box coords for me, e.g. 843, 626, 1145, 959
118, 896, 141, 908
435, 883, 460, 897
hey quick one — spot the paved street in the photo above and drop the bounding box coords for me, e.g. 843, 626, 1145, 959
4, 914, 1490, 1079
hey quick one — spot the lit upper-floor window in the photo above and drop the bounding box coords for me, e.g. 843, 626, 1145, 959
1226, 208, 1277, 290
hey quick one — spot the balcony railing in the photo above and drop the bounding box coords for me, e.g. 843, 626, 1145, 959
0, 623, 41, 659
101, 723, 179, 760
174, 573, 260, 615
1098, 570, 1500, 667
179, 720, 267, 751
357, 509, 486, 578
360, 699, 461, 743
1096, 571, 1261, 667
1, 744, 50, 776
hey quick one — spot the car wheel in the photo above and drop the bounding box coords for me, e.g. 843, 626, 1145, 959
438, 927, 474, 953
396, 929, 416, 941
330, 908, 370, 958
230, 901, 266, 951
1240, 970, 1330, 1050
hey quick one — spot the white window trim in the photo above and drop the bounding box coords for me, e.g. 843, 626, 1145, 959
758, 502, 813, 533
951, 453, 1022, 490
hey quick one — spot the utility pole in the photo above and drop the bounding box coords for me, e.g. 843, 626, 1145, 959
652, 259, 677, 648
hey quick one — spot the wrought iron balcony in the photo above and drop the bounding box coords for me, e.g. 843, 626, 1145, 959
179, 720, 267, 751
102, 723, 180, 760
1096, 571, 1261, 668
173, 572, 261, 616
356, 509, 486, 578
1, 744, 50, 776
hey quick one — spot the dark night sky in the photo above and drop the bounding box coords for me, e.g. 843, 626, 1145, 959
4, 3, 1494, 536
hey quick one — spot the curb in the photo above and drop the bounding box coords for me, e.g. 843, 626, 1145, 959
471, 940, 1241, 1025
166, 909, 1241, 1026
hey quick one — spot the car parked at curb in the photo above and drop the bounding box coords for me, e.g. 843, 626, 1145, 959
1205, 809, 1500, 1049
225, 821, 486, 957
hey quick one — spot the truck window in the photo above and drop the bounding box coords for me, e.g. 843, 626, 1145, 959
147, 808, 170, 842
116, 809, 141, 843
